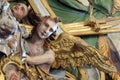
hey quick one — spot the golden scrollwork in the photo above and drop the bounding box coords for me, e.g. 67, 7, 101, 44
0, 55, 54, 80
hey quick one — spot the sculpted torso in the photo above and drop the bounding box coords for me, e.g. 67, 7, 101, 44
27, 40, 51, 73
27, 41, 45, 56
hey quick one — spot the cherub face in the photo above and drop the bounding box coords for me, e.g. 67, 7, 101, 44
37, 18, 58, 39
0, 12, 18, 40
0, 23, 15, 39
11, 3, 28, 21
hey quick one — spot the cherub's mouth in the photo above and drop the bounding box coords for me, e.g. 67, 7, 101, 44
0, 29, 7, 36
41, 32, 44, 35
0, 28, 12, 39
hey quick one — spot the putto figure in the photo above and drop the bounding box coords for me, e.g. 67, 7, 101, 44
0, 15, 61, 80
26, 16, 60, 73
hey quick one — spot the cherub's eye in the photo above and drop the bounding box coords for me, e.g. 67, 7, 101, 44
17, 3, 21, 6
49, 28, 53, 32
21, 7, 25, 13
44, 23, 49, 27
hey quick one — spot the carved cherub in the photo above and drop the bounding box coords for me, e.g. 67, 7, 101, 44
0, 14, 117, 80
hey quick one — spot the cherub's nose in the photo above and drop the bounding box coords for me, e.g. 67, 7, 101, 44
44, 28, 50, 33
44, 31, 48, 35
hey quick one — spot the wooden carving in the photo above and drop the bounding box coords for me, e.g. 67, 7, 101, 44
50, 32, 116, 73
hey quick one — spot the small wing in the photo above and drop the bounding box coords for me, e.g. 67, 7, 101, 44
50, 32, 116, 73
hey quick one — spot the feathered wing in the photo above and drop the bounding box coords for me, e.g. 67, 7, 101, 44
50, 32, 116, 73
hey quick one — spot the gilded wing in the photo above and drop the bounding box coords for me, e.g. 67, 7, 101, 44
50, 32, 116, 73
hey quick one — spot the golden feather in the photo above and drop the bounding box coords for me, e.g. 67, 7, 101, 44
98, 35, 110, 57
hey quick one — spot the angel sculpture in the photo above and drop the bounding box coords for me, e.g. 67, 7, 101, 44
0, 14, 117, 80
